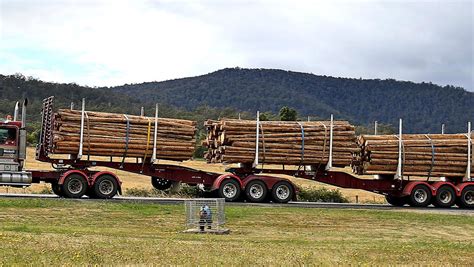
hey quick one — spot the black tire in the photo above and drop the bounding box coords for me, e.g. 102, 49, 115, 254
409, 184, 432, 207
385, 195, 407, 207
85, 188, 97, 199
245, 180, 268, 202
271, 181, 294, 203
433, 186, 456, 208
61, 174, 88, 198
93, 175, 118, 199
457, 185, 474, 209
218, 179, 241, 202
151, 177, 173, 190
51, 182, 63, 197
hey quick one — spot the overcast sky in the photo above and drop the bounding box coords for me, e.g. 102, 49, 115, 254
0, 0, 472, 90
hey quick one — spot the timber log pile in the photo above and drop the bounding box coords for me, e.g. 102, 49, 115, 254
203, 119, 358, 166
52, 109, 196, 161
352, 134, 474, 177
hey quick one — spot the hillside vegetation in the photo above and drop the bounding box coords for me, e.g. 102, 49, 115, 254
0, 73, 245, 142
112, 68, 473, 133
1, 68, 473, 135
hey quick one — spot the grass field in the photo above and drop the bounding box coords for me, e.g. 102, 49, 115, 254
0, 198, 472, 265
0, 148, 385, 203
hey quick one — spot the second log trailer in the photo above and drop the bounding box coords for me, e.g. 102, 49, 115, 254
0, 97, 472, 208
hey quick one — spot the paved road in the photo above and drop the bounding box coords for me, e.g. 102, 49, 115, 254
0, 193, 472, 216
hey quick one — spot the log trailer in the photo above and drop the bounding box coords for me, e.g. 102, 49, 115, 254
0, 97, 472, 208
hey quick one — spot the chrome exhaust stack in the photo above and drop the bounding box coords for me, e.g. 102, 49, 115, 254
18, 99, 28, 164
13, 102, 19, 121
21, 98, 28, 127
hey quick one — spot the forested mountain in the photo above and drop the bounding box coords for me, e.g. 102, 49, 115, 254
0, 74, 143, 123
1, 68, 473, 135
110, 68, 473, 133
0, 73, 244, 142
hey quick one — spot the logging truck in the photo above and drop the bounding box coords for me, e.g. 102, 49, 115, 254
0, 97, 473, 209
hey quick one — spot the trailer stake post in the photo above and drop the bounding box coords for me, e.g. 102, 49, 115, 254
253, 111, 260, 168
325, 114, 334, 170
465, 122, 472, 181
151, 104, 159, 164
395, 118, 403, 179
78, 98, 85, 159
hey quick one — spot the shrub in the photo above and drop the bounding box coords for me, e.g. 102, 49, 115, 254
176, 185, 202, 197
124, 185, 206, 198
124, 187, 165, 197
297, 187, 349, 203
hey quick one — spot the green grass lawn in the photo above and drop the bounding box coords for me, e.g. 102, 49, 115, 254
0, 199, 472, 265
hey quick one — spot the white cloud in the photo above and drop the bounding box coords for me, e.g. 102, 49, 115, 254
0, 0, 472, 90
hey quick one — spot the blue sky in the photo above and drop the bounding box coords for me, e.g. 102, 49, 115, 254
0, 0, 472, 91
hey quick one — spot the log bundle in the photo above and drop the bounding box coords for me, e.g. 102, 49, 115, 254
52, 109, 197, 161
203, 119, 358, 166
352, 134, 474, 177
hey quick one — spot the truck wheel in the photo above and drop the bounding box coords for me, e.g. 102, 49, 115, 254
245, 180, 268, 202
85, 188, 97, 199
61, 174, 87, 198
385, 195, 407, 207
409, 184, 432, 207
271, 181, 294, 203
218, 179, 241, 202
51, 182, 63, 197
457, 185, 474, 209
93, 175, 118, 199
433, 186, 456, 208
151, 177, 173, 191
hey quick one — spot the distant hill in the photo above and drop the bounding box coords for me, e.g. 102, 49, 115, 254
0, 73, 243, 132
110, 68, 474, 133
1, 68, 473, 135
0, 74, 149, 124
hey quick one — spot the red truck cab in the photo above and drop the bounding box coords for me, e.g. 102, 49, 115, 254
0, 110, 32, 186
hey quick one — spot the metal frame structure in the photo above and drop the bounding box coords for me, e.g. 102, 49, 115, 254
0, 96, 473, 208
185, 198, 226, 231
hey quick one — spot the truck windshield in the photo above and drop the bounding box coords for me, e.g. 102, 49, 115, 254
0, 128, 17, 146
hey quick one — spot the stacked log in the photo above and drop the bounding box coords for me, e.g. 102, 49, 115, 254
203, 119, 358, 166
52, 109, 196, 161
352, 134, 474, 177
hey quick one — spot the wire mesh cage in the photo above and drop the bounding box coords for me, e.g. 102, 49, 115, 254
184, 198, 226, 233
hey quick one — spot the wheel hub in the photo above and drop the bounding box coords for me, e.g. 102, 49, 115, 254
157, 179, 168, 185
68, 178, 83, 194
276, 185, 290, 200
249, 184, 264, 199
439, 191, 452, 204
223, 184, 237, 198
414, 189, 427, 203
464, 191, 474, 205
99, 180, 114, 195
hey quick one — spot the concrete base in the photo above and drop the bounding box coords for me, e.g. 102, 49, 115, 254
183, 228, 230, 235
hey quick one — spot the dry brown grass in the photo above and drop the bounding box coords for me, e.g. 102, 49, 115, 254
1, 148, 384, 203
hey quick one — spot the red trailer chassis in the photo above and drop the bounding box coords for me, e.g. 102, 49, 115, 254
32, 145, 474, 208
20, 97, 471, 208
